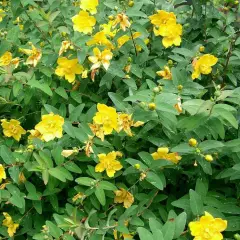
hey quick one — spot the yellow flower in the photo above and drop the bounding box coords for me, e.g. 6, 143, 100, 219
72, 10, 96, 34
19, 44, 42, 67
117, 35, 130, 48
0, 9, 6, 22
80, 0, 99, 14
0, 164, 6, 183
189, 212, 227, 240
1, 119, 26, 141
154, 21, 182, 48
117, 113, 144, 136
205, 154, 214, 162
55, 57, 84, 83
114, 188, 134, 208
72, 192, 85, 202
100, 21, 117, 38
0, 51, 12, 66
87, 31, 114, 49
189, 138, 198, 147
28, 129, 42, 140
88, 47, 113, 70
82, 69, 88, 78
61, 149, 78, 158
95, 151, 123, 177
59, 41, 71, 56
151, 147, 182, 164
35, 113, 64, 142
112, 13, 131, 31
93, 103, 118, 135
149, 10, 176, 27
192, 54, 218, 80
114, 229, 134, 239
156, 66, 172, 80
11, 57, 20, 69
2, 212, 19, 237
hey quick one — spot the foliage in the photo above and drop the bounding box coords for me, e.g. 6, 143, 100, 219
0, 0, 240, 239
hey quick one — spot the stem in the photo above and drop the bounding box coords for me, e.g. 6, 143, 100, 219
129, 27, 138, 56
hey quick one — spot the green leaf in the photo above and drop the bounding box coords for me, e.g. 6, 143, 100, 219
138, 152, 153, 167
95, 187, 106, 206
99, 181, 117, 191
146, 171, 165, 190
28, 80, 53, 96
64, 162, 82, 174
137, 227, 154, 240
108, 92, 129, 111
174, 212, 187, 238
162, 220, 175, 240
46, 221, 62, 238
75, 177, 95, 186
199, 140, 224, 151
55, 87, 68, 99
189, 189, 204, 216
0, 145, 14, 164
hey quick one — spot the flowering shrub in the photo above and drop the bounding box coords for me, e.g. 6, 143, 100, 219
0, 0, 240, 239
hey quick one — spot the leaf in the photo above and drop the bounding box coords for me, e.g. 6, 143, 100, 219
55, 87, 68, 99
28, 80, 53, 96
146, 171, 165, 190
171, 143, 195, 153
48, 167, 73, 182
108, 92, 129, 111
174, 212, 187, 238
162, 220, 175, 240
199, 140, 224, 151
75, 177, 95, 186
64, 162, 82, 174
46, 221, 63, 238
138, 152, 153, 167
99, 181, 117, 191
0, 145, 14, 164
189, 189, 204, 216
95, 187, 106, 206
137, 227, 154, 240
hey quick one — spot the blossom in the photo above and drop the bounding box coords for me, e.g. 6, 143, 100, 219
117, 35, 130, 48
61, 149, 78, 158
72, 10, 96, 34
35, 113, 64, 142
0, 9, 6, 22
28, 129, 42, 140
117, 113, 144, 136
0, 164, 6, 183
72, 192, 85, 202
100, 21, 117, 38
11, 57, 20, 69
189, 212, 227, 240
95, 151, 123, 177
174, 97, 183, 113
89, 123, 105, 141
154, 21, 182, 48
114, 230, 134, 239
192, 54, 218, 80
151, 147, 181, 164
205, 155, 214, 162
149, 10, 176, 27
1, 119, 26, 141
93, 103, 118, 135
0, 52, 12, 66
88, 47, 113, 70
55, 57, 84, 83
114, 188, 134, 208
19, 44, 42, 67
87, 31, 114, 49
80, 0, 99, 14
2, 212, 19, 237
59, 41, 71, 56
112, 13, 131, 31
156, 66, 172, 80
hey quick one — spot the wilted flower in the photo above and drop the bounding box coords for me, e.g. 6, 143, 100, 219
55, 57, 84, 83
93, 103, 118, 135
0, 51, 12, 66
189, 212, 227, 240
89, 123, 105, 141
112, 13, 131, 31
156, 66, 172, 80
117, 113, 144, 136
80, 0, 99, 14
59, 41, 71, 56
95, 151, 123, 177
19, 44, 42, 67
192, 54, 218, 80
0, 164, 6, 183
1, 119, 26, 141
11, 57, 20, 69
72, 192, 85, 202
88, 47, 113, 70
35, 113, 64, 142
2, 212, 19, 237
61, 149, 78, 158
174, 97, 182, 113
72, 10, 96, 34
151, 147, 182, 164
114, 188, 134, 208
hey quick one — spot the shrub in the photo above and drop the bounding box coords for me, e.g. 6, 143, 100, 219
0, 0, 240, 239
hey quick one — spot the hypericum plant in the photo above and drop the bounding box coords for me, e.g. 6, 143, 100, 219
0, 0, 240, 239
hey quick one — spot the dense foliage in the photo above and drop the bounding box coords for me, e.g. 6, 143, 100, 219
0, 0, 240, 239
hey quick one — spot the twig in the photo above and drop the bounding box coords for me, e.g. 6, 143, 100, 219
129, 27, 138, 56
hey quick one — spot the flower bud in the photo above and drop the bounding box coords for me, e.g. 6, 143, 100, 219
148, 103, 156, 110
168, 59, 173, 66
196, 148, 201, 154
128, 0, 134, 7
108, 15, 114, 20
127, 57, 132, 62
205, 155, 213, 162
153, 87, 160, 93
235, 1, 239, 4
177, 85, 183, 91
134, 164, 140, 169
114, 6, 118, 11
234, 234, 240, 240
140, 172, 147, 181
189, 138, 198, 147
214, 91, 221, 97
199, 46, 205, 52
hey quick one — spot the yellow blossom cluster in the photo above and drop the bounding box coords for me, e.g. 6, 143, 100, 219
149, 10, 182, 48
151, 147, 182, 164
2, 213, 19, 237
89, 103, 144, 141
0, 51, 20, 69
